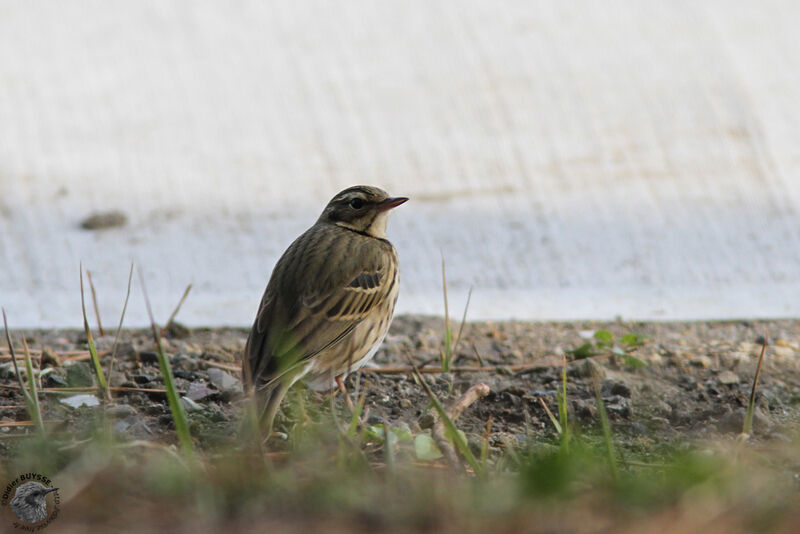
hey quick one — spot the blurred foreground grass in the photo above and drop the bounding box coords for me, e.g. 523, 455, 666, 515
2, 399, 799, 534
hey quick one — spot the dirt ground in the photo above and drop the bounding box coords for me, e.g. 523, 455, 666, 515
2, 316, 799, 454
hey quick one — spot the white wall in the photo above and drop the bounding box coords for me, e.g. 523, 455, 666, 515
1, 1, 799, 326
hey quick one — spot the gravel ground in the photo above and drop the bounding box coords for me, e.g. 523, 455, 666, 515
2, 316, 799, 454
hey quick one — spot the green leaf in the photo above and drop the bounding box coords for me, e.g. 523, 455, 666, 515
566, 342, 598, 359
414, 433, 443, 461
392, 426, 414, 443
621, 353, 648, 369
365, 425, 385, 442
593, 329, 614, 346
620, 333, 645, 347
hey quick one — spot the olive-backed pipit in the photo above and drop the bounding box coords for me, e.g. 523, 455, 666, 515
243, 185, 407, 435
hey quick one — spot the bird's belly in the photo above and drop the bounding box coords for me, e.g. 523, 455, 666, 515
305, 317, 392, 391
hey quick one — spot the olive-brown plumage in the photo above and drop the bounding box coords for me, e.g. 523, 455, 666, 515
243, 185, 407, 435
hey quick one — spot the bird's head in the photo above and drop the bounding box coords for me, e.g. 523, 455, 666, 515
318, 185, 408, 238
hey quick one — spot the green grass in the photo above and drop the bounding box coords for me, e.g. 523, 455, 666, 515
1, 391, 796, 532
2, 309, 45, 436
138, 268, 195, 460
80, 263, 110, 400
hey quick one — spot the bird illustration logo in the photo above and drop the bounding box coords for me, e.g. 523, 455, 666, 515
9, 481, 58, 523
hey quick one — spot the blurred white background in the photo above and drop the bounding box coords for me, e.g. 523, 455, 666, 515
1, 1, 799, 327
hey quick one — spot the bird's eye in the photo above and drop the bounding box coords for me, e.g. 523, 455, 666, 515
349, 198, 364, 209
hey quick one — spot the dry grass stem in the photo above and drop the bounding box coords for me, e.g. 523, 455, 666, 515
432, 383, 491, 471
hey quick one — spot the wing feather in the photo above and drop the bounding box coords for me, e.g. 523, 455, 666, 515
243, 224, 395, 392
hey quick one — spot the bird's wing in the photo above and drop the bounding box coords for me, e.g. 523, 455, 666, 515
243, 225, 395, 391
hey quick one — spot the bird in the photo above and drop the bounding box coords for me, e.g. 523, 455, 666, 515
242, 185, 407, 436
10, 481, 57, 523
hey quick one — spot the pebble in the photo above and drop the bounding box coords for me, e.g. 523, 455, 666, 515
690, 355, 713, 368
717, 370, 740, 385
80, 210, 127, 230
43, 370, 69, 388
717, 408, 771, 434
419, 413, 435, 429
60, 394, 100, 408
366, 414, 384, 425
186, 381, 216, 402
65, 362, 95, 387
207, 368, 241, 393
572, 399, 596, 420
771, 346, 795, 360
567, 358, 606, 379
138, 351, 159, 364
164, 321, 191, 339
603, 379, 632, 398
180, 396, 204, 413
106, 404, 137, 418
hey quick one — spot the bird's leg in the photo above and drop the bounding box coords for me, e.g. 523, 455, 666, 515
335, 375, 356, 413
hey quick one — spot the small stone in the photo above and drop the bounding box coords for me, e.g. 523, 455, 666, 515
568, 358, 606, 379
572, 399, 596, 421
717, 370, 740, 385
173, 370, 199, 380
60, 394, 100, 408
772, 346, 795, 360
207, 368, 240, 392
419, 413, 435, 429
180, 396, 203, 412
717, 408, 771, 434
65, 362, 95, 387
112, 420, 132, 435
0, 362, 15, 380
106, 404, 137, 418
40, 346, 61, 368
604, 379, 632, 398
80, 210, 127, 230
133, 374, 153, 385
138, 351, 159, 364
165, 321, 191, 339
94, 336, 116, 351
366, 414, 384, 425
185, 381, 215, 402
42, 369, 68, 388
158, 414, 175, 428
690, 355, 713, 368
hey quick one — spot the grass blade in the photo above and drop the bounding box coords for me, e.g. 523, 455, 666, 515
161, 283, 193, 336
2, 309, 45, 435
138, 268, 195, 459
441, 254, 452, 371
106, 262, 134, 389
80, 263, 109, 399
557, 355, 570, 452
451, 286, 473, 360
407, 355, 484, 476
539, 398, 562, 435
743, 332, 768, 436
86, 270, 105, 337
593, 377, 618, 481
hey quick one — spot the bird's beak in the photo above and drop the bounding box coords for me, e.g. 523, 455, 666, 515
44, 487, 58, 494
376, 197, 409, 212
